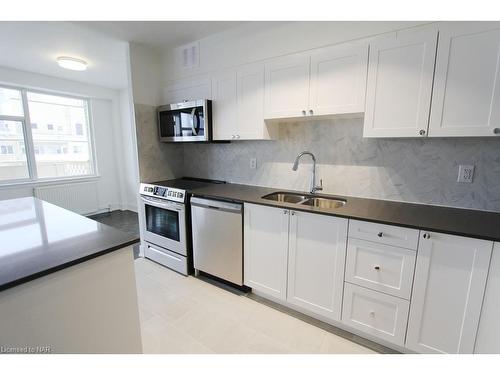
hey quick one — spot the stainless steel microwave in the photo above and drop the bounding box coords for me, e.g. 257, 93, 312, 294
157, 99, 212, 142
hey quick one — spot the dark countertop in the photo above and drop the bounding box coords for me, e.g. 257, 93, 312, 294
0, 197, 139, 292
164, 178, 500, 242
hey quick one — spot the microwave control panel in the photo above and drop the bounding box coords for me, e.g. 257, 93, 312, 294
140, 183, 185, 203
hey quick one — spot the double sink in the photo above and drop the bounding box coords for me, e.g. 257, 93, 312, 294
262, 192, 346, 210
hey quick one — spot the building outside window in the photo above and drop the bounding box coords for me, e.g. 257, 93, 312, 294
0, 86, 96, 182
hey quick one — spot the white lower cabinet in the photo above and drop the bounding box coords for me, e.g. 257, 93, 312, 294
243, 203, 289, 300
244, 204, 496, 353
474, 242, 500, 353
342, 283, 410, 346
244, 204, 348, 321
405, 231, 493, 353
287, 211, 348, 321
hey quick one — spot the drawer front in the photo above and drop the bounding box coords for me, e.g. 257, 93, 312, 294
145, 244, 188, 275
342, 283, 410, 346
345, 239, 416, 299
349, 219, 419, 250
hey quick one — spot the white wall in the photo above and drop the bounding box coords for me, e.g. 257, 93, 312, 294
0, 66, 139, 212
129, 42, 162, 106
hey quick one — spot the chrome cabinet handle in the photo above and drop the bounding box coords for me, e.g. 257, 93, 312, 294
423, 233, 431, 239
309, 109, 314, 115
419, 129, 426, 136
302, 110, 306, 116
231, 135, 235, 139
283, 210, 288, 215
291, 211, 295, 216
374, 266, 380, 270
236, 135, 240, 139
494, 128, 500, 135
377, 232, 383, 238
369, 311, 375, 317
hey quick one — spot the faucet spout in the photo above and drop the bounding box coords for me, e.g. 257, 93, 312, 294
291, 151, 323, 194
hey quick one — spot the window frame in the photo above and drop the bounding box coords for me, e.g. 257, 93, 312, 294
0, 84, 98, 186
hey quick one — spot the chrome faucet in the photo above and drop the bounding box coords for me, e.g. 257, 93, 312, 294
292, 151, 323, 194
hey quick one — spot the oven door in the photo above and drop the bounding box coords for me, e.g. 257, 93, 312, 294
157, 100, 210, 142
140, 195, 187, 256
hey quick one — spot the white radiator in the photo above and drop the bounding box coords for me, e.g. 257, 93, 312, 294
33, 181, 100, 215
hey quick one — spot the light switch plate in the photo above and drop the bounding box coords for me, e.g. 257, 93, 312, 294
457, 165, 475, 183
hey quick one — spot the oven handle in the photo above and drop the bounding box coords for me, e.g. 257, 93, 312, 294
140, 196, 184, 211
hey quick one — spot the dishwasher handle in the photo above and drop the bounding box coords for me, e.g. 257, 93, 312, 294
191, 197, 242, 213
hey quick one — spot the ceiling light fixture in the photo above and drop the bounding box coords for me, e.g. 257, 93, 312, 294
57, 56, 88, 71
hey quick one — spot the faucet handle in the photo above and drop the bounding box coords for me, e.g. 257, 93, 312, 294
315, 179, 323, 192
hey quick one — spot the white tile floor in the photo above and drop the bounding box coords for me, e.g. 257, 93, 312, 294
135, 258, 376, 354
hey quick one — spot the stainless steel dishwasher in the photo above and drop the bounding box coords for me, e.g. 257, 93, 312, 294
190, 197, 243, 285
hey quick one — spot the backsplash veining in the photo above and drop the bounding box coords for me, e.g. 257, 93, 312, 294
133, 104, 500, 211
182, 118, 500, 212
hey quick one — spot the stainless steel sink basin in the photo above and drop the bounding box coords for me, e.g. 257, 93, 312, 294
301, 197, 346, 209
261, 192, 346, 210
261, 192, 310, 204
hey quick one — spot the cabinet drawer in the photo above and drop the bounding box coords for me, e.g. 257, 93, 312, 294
345, 239, 416, 299
349, 219, 419, 250
342, 283, 410, 346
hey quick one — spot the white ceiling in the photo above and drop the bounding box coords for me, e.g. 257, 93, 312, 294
77, 21, 249, 49
0, 22, 130, 90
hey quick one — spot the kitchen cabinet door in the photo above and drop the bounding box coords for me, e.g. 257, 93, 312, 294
475, 242, 500, 353
428, 23, 500, 137
237, 63, 268, 140
264, 52, 311, 120
363, 26, 438, 138
211, 71, 238, 140
406, 231, 492, 353
162, 76, 212, 104
243, 203, 290, 301
309, 42, 368, 116
287, 210, 348, 321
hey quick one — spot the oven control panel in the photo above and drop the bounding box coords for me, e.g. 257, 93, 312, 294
140, 183, 185, 203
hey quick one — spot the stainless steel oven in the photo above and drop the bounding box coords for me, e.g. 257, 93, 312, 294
157, 100, 212, 142
139, 183, 188, 274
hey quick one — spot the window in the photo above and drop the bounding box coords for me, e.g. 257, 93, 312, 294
0, 86, 95, 183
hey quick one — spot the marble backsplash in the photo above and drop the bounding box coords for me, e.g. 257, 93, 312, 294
182, 118, 500, 212
134, 103, 500, 212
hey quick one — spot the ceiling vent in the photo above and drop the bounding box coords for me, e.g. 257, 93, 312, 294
178, 42, 200, 69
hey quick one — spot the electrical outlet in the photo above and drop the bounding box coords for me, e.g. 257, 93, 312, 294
457, 164, 475, 183
250, 158, 257, 169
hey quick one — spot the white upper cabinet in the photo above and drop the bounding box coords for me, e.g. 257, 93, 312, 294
287, 211, 348, 321
211, 71, 238, 140
428, 23, 500, 137
237, 63, 269, 140
162, 76, 212, 104
264, 52, 311, 119
363, 26, 438, 138
406, 231, 492, 353
243, 203, 290, 301
309, 42, 368, 116
264, 43, 369, 120
212, 63, 274, 141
